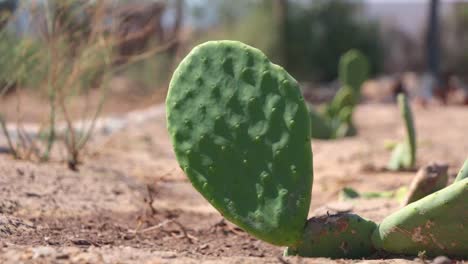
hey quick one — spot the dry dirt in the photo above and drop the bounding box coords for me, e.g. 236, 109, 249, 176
0, 99, 467, 263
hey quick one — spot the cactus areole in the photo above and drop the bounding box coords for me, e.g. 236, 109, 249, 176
166, 41, 313, 246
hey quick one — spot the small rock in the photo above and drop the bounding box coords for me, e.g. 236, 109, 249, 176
432, 256, 452, 264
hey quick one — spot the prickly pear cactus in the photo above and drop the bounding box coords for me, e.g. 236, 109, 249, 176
326, 86, 355, 117
166, 41, 313, 246
285, 214, 377, 258
313, 50, 369, 140
388, 93, 416, 171
454, 158, 468, 183
372, 178, 468, 257
339, 49, 369, 97
402, 163, 448, 205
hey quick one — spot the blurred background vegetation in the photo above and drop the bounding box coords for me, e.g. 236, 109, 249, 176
1, 0, 468, 102
1, 0, 467, 165
0, 0, 468, 94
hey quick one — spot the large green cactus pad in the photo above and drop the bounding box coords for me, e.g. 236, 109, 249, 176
166, 41, 313, 246
285, 214, 377, 258
372, 178, 468, 257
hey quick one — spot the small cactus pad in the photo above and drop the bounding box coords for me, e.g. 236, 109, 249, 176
402, 163, 448, 205
285, 214, 377, 258
312, 50, 369, 140
308, 104, 334, 139
166, 41, 313, 246
372, 178, 468, 257
339, 49, 369, 94
454, 158, 468, 183
388, 94, 416, 171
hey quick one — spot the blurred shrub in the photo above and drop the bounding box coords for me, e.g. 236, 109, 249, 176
0, 0, 18, 30
0, 1, 114, 167
442, 1, 468, 79
122, 50, 173, 91
190, 0, 383, 83
285, 0, 383, 82
0, 32, 47, 93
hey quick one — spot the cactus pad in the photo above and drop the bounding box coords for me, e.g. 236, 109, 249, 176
166, 41, 313, 246
372, 178, 468, 257
339, 49, 369, 95
311, 50, 369, 140
285, 214, 377, 258
388, 94, 416, 171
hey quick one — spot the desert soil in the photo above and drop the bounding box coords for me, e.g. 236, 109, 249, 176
0, 98, 467, 263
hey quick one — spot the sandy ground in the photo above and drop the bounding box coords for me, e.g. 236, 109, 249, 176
0, 101, 467, 263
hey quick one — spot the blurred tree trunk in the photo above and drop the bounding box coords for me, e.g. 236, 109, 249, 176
426, 0, 440, 93
273, 0, 288, 67
164, 0, 184, 91
168, 0, 183, 58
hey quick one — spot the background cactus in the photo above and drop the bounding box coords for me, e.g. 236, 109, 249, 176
339, 49, 370, 98
166, 40, 313, 246
387, 93, 417, 171
309, 50, 369, 139
372, 178, 468, 257
285, 214, 377, 258
454, 158, 468, 183
308, 104, 335, 139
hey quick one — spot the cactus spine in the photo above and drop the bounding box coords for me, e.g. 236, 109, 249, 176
388, 93, 416, 171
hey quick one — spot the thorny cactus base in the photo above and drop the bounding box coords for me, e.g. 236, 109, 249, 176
285, 214, 377, 258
